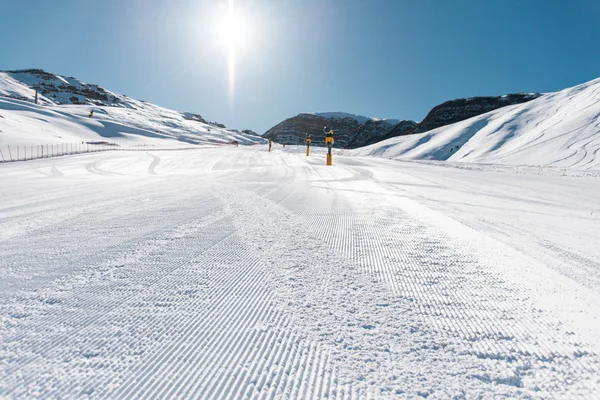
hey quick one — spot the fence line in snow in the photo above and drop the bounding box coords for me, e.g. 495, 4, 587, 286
0, 141, 241, 163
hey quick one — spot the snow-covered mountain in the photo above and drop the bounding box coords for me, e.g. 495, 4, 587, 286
354, 77, 600, 170
386, 93, 541, 138
264, 93, 539, 149
0, 69, 266, 146
263, 112, 415, 149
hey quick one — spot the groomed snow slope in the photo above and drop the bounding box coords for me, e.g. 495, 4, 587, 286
355, 77, 600, 170
1, 145, 599, 398
0, 71, 265, 147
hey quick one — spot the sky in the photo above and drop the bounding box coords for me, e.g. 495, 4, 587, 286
1, 0, 599, 133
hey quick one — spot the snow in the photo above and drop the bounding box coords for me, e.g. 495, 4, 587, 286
0, 71, 266, 148
355, 77, 600, 170
1, 145, 599, 398
0, 97, 264, 148
0, 73, 53, 105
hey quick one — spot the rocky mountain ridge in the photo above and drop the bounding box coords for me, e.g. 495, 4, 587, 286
264, 93, 541, 149
386, 93, 541, 139
354, 77, 600, 170
263, 113, 416, 149
0, 69, 265, 146
0, 69, 243, 132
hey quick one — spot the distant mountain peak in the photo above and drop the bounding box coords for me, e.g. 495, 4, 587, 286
264, 112, 414, 148
307, 112, 401, 126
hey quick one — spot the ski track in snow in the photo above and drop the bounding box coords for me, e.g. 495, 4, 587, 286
1, 147, 599, 398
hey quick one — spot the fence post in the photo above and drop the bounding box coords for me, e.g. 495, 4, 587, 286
0, 147, 4, 162
8, 145, 12, 161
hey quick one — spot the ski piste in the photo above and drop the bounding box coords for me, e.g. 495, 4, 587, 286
1, 146, 598, 398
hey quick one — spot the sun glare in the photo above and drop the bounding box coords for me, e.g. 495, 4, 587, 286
217, 0, 248, 101
221, 3, 244, 47
210, 0, 258, 102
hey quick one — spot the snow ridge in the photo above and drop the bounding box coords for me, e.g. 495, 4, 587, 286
354, 77, 600, 170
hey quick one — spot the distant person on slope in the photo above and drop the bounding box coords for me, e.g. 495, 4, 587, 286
89, 110, 94, 118
268, 139, 272, 152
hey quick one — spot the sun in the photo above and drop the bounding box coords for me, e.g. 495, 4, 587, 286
210, 0, 258, 101
220, 3, 245, 48
215, 0, 249, 100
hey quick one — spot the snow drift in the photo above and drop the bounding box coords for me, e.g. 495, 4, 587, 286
355, 77, 600, 170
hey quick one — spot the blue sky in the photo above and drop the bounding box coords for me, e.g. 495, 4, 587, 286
1, 0, 599, 132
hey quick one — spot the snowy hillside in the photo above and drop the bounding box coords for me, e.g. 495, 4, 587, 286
0, 70, 266, 147
355, 77, 600, 170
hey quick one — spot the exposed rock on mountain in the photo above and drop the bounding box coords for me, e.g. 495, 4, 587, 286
264, 94, 540, 149
263, 113, 412, 149
354, 77, 600, 170
349, 119, 417, 148
0, 69, 232, 130
0, 69, 265, 146
387, 93, 541, 138
2, 69, 124, 106
242, 129, 261, 136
